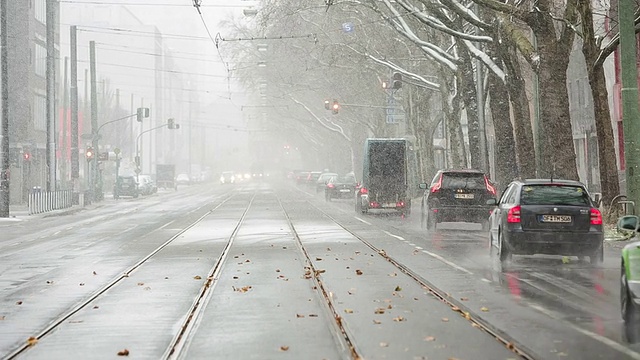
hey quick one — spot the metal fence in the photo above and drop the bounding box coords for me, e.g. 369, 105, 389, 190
28, 189, 74, 215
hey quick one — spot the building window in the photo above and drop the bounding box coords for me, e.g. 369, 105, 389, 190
34, 44, 46, 77
35, 0, 46, 24
34, 93, 46, 131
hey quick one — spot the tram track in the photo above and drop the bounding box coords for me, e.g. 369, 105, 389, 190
3, 193, 236, 360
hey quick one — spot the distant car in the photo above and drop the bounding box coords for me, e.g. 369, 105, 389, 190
113, 175, 139, 199
295, 171, 310, 185
220, 171, 235, 184
176, 173, 190, 186
315, 172, 339, 192
420, 169, 496, 230
617, 215, 640, 342
325, 174, 357, 201
487, 179, 604, 266
137, 175, 156, 195
305, 171, 322, 188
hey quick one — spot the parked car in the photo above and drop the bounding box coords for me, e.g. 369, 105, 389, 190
617, 215, 640, 343
113, 175, 139, 199
315, 172, 339, 192
220, 171, 235, 184
176, 173, 190, 186
420, 169, 496, 230
487, 179, 604, 266
137, 174, 157, 195
305, 171, 322, 188
325, 174, 357, 201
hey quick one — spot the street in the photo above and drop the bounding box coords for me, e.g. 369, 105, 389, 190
0, 180, 637, 359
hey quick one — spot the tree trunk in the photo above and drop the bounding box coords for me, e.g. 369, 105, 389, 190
458, 53, 482, 170
488, 71, 518, 189
502, 46, 536, 179
578, 0, 620, 206
532, 1, 579, 180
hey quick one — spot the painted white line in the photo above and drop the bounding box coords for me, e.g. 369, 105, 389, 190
415, 246, 423, 250
481, 278, 491, 283
53, 231, 61, 236
422, 250, 473, 275
159, 221, 173, 230
383, 231, 405, 241
354, 217, 371, 225
529, 304, 640, 359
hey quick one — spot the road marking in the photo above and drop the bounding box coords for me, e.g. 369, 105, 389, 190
422, 250, 473, 275
481, 278, 491, 283
529, 304, 640, 359
354, 217, 371, 225
53, 231, 61, 236
383, 231, 405, 241
159, 221, 174, 229
415, 246, 423, 250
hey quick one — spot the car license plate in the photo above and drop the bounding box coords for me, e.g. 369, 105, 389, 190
339, 189, 351, 193
541, 215, 572, 223
455, 193, 474, 199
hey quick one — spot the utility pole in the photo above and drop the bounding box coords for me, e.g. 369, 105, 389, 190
61, 56, 68, 186
90, 41, 98, 201
0, 0, 9, 217
619, 0, 640, 213
70, 26, 79, 199
46, 0, 57, 191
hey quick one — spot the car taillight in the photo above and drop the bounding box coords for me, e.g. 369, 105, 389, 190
431, 174, 442, 193
507, 206, 521, 223
360, 187, 368, 194
397, 201, 405, 207
484, 176, 496, 196
590, 208, 603, 225
327, 183, 335, 188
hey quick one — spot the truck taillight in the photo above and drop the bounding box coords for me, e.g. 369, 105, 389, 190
507, 206, 521, 223
590, 208, 602, 225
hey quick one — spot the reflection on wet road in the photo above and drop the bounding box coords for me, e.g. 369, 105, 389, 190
320, 190, 640, 358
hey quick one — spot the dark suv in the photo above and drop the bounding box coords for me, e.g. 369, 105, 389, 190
420, 169, 496, 230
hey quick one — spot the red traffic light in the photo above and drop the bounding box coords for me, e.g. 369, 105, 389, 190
85, 147, 95, 159
331, 100, 339, 114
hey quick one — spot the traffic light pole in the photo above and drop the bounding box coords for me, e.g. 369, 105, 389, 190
619, 0, 640, 214
135, 123, 169, 183
0, 0, 8, 217
90, 41, 99, 201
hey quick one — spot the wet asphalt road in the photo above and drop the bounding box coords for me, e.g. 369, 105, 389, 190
0, 179, 638, 359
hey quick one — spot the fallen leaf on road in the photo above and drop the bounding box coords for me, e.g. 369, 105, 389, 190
46, 281, 53, 284
194, 276, 202, 280
245, 259, 251, 263
388, 272, 397, 277
16, 301, 22, 305
355, 251, 361, 255
395, 286, 402, 291
562, 256, 570, 264
165, 277, 169, 280
233, 286, 253, 293
137, 282, 144, 286
463, 312, 471, 320
356, 269, 363, 275
441, 318, 449, 322
480, 307, 489, 312
413, 249, 420, 254
280, 346, 289, 351
379, 342, 389, 347
373, 319, 381, 324
296, 314, 305, 318
117, 349, 129, 356
315, 269, 326, 276
79, 283, 85, 286
93, 306, 99, 309
92, 271, 97, 275
506, 342, 515, 350
393, 316, 405, 322
0, 315, 5, 320
233, 276, 238, 279
375, 308, 386, 314
378, 250, 387, 256
387, 304, 393, 309
309, 314, 318, 317
276, 269, 281, 272
451, 306, 460, 311
460, 297, 469, 301
327, 247, 331, 251
234, 255, 239, 258
425, 336, 436, 342
316, 257, 322, 261
345, 309, 354, 314
27, 337, 38, 346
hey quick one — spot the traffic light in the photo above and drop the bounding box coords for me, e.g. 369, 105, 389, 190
168, 118, 175, 129
331, 99, 339, 114
392, 72, 402, 89
136, 107, 149, 122
85, 147, 94, 160
324, 100, 331, 110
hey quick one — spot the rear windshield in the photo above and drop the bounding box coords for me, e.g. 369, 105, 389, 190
441, 173, 485, 189
332, 175, 356, 184
520, 185, 591, 206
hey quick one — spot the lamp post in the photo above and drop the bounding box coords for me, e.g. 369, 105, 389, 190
135, 119, 179, 183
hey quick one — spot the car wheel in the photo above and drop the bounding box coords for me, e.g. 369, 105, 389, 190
622, 269, 640, 343
590, 246, 604, 266
498, 231, 511, 265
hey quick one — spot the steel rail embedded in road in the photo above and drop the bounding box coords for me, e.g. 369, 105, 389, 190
276, 197, 361, 360
306, 200, 537, 360
3, 194, 236, 360
163, 192, 257, 360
